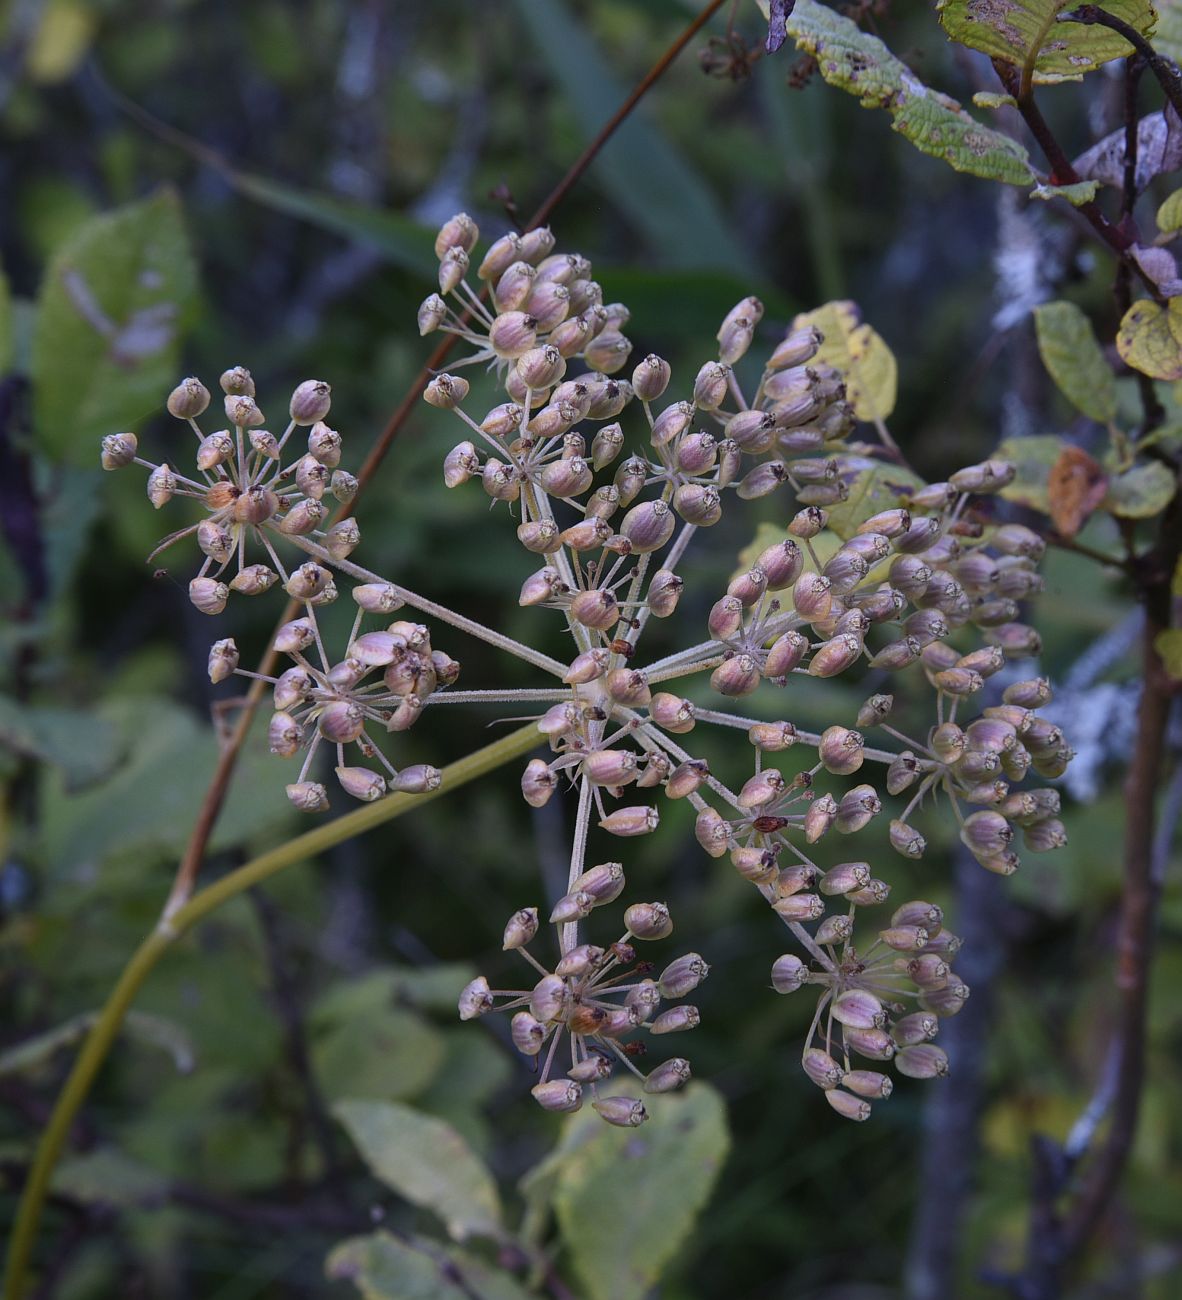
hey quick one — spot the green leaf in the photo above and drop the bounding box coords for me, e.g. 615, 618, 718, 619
31, 189, 197, 462
53, 1148, 168, 1210
1116, 298, 1182, 379
1158, 187, 1182, 233
1105, 458, 1178, 516
313, 1005, 446, 1103
823, 456, 926, 539
973, 91, 1018, 107
0, 265, 11, 373
1031, 179, 1099, 205
793, 301, 897, 421
0, 1010, 194, 1078
326, 1232, 533, 1300
759, 0, 1035, 185
509, 2, 747, 277
552, 1083, 729, 1300
333, 1099, 502, 1242
1154, 628, 1182, 678
1034, 301, 1117, 421
996, 434, 1069, 512
0, 696, 122, 790
937, 0, 1157, 84
1154, 0, 1182, 60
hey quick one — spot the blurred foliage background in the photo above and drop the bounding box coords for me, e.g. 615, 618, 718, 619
1, 0, 1180, 1297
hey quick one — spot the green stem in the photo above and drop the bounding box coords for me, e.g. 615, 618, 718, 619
2, 722, 541, 1300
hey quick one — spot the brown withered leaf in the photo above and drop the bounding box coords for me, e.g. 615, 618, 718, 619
1074, 106, 1182, 194
1047, 445, 1108, 538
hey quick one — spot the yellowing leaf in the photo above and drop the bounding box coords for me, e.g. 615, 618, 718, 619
1154, 628, 1182, 679
27, 0, 96, 83
1105, 458, 1178, 517
823, 456, 926, 538
1034, 301, 1116, 421
793, 300, 897, 421
1030, 179, 1099, 205
996, 434, 1070, 512
1158, 188, 1182, 233
757, 0, 1036, 185
1116, 298, 1182, 380
937, 0, 1157, 84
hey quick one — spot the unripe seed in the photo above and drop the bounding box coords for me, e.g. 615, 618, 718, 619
764, 631, 808, 678
803, 1048, 844, 1089
189, 577, 229, 616
593, 1097, 648, 1127
286, 781, 328, 813
819, 861, 871, 895
624, 900, 673, 939
600, 806, 660, 837
819, 725, 865, 776
711, 654, 761, 696
532, 1079, 583, 1112
101, 431, 138, 469
832, 989, 886, 1030
889, 820, 926, 859
895, 1044, 951, 1079
771, 953, 807, 993
650, 1005, 699, 1034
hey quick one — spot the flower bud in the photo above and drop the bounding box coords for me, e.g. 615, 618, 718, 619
503, 907, 540, 951
508, 1012, 545, 1058
844, 1070, 893, 1100
890, 820, 926, 859
833, 989, 886, 1030
285, 781, 328, 813
571, 862, 625, 906
809, 633, 862, 679
600, 806, 660, 837
819, 725, 864, 776
773, 892, 825, 921
331, 767, 384, 802
949, 460, 1015, 493
770, 956, 805, 997
960, 810, 1013, 860
819, 861, 871, 896
649, 692, 695, 734
624, 900, 673, 939
710, 654, 761, 697
521, 758, 556, 808
650, 1005, 699, 1034
189, 577, 229, 616
803, 793, 837, 842
825, 1089, 872, 1121
764, 631, 809, 678
604, 668, 651, 705
895, 1045, 950, 1079
101, 431, 138, 469
919, 979, 971, 1016
570, 588, 619, 630
593, 1097, 648, 1127
879, 925, 929, 952
146, 463, 177, 509
532, 1079, 583, 1112
620, 499, 676, 552
802, 1048, 844, 1090
694, 806, 730, 857
672, 483, 723, 526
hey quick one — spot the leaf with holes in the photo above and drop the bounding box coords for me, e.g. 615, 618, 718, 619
1034, 301, 1116, 421
793, 301, 897, 421
1116, 298, 1182, 380
937, 0, 1157, 84
757, 0, 1036, 185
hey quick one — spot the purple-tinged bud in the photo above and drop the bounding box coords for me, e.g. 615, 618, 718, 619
321, 518, 360, 562
642, 1058, 690, 1094
738, 769, 786, 810
167, 376, 211, 419
569, 588, 619, 630
493, 260, 536, 312
833, 989, 887, 1030
604, 668, 651, 705
284, 562, 332, 603
793, 572, 833, 623
879, 925, 929, 953
434, 212, 479, 261
763, 631, 809, 679
207, 638, 239, 684
638, 572, 681, 625
647, 692, 694, 735
327, 470, 357, 503
623, 354, 670, 406
894, 516, 943, 554
601, 806, 660, 837
511, 1012, 546, 1057
809, 633, 862, 679
387, 698, 425, 734
573, 862, 626, 905
869, 636, 921, 673
726, 409, 776, 453
694, 806, 731, 857
517, 226, 556, 264
223, 393, 264, 428
771, 956, 806, 999
1023, 818, 1067, 852
437, 246, 469, 295
481, 457, 520, 502
825, 1089, 872, 1121
625, 900, 673, 939
804, 793, 837, 843
949, 460, 1015, 493
960, 810, 1013, 860
844, 1070, 893, 1100
664, 761, 708, 800
923, 928, 962, 956
568, 1056, 613, 1084
287, 380, 331, 426
903, 609, 949, 648
196, 519, 233, 564
675, 430, 718, 477
101, 431, 138, 469
658, 954, 709, 1000
417, 293, 448, 336
504, 907, 540, 950
593, 1096, 648, 1127
563, 648, 609, 685
559, 517, 612, 552
773, 893, 825, 921
752, 542, 801, 594
218, 366, 254, 397
537, 701, 581, 739
891, 1013, 940, 1048
896, 1044, 950, 1079
589, 423, 624, 471
919, 980, 971, 1016
710, 654, 761, 697
530, 974, 568, 1023
584, 330, 632, 374
557, 944, 608, 978
520, 567, 563, 608
650, 1005, 699, 1034
767, 325, 822, 371
854, 695, 893, 731
906, 953, 950, 989
784, 507, 825, 541
692, 361, 730, 410
882, 753, 919, 798
334, 767, 386, 802
730, 845, 777, 885
584, 749, 638, 786
708, 595, 744, 642
620, 499, 675, 553
318, 700, 365, 745
736, 460, 789, 501
625, 979, 661, 1022
585, 377, 632, 420
571, 280, 605, 316
819, 726, 865, 776
613, 455, 647, 507
286, 781, 328, 813
294, 453, 329, 500
189, 577, 229, 616
532, 1079, 583, 1112
274, 496, 322, 536
671, 483, 722, 527
744, 722, 794, 753
196, 431, 233, 472
549, 891, 595, 926
890, 820, 926, 859
819, 861, 871, 896
843, 1027, 896, 1061
803, 1048, 844, 1090
777, 864, 818, 898
815, 914, 853, 946
521, 758, 556, 808
515, 520, 560, 555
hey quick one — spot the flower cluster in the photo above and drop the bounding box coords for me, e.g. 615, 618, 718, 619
101, 211, 1073, 1124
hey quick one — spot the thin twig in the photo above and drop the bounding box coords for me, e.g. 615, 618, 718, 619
1059, 7, 1182, 123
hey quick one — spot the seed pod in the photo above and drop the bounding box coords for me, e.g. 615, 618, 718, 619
650, 1005, 699, 1034
879, 925, 929, 952
510, 1012, 546, 1058
100, 431, 138, 470
891, 1013, 940, 1048
568, 863, 623, 908
741, 723, 793, 756
195, 519, 232, 565
844, 1070, 893, 1100
1023, 818, 1067, 852
889, 820, 926, 859
520, 758, 556, 808
619, 901, 671, 941
643, 569, 682, 620
833, 989, 886, 1030
773, 892, 825, 921
275, 497, 323, 536
590, 424, 625, 472
644, 1058, 691, 1094
285, 562, 332, 602
771, 956, 806, 994
776, 863, 818, 898
726, 409, 777, 453
673, 483, 723, 526
809, 634, 862, 679
620, 499, 676, 552
417, 293, 447, 336
906, 952, 950, 989
662, 760, 706, 800
804, 793, 837, 843
843, 1026, 896, 1061
819, 861, 871, 896
822, 1088, 870, 1121
919, 980, 971, 1016
583, 749, 639, 786
502, 907, 540, 951
332, 767, 385, 802
146, 463, 177, 509
568, 1056, 613, 1085
738, 769, 786, 810
693, 361, 730, 409
206, 637, 239, 685
532, 1079, 583, 1112
286, 781, 328, 813
895, 1044, 950, 1079
711, 654, 761, 697
224, 394, 264, 428
819, 725, 865, 776
803, 1048, 844, 1090
600, 806, 660, 837
603, 668, 650, 706
317, 700, 364, 745
624, 979, 661, 1023
949, 459, 1015, 493
559, 518, 612, 554
736, 460, 789, 501
548, 890, 595, 927
188, 577, 229, 616
650, 400, 693, 448
557, 944, 608, 979
816, 914, 854, 946
658, 953, 710, 999
570, 588, 619, 630
631, 352, 671, 401
644, 693, 693, 737
593, 1097, 648, 1127
694, 806, 731, 857
761, 632, 807, 680
960, 810, 1013, 860
730, 845, 778, 885
792, 573, 832, 625
584, 329, 632, 374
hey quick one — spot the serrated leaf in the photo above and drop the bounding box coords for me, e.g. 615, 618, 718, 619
996, 434, 1069, 511
1116, 298, 1182, 379
756, 0, 1034, 183
31, 190, 197, 462
553, 1083, 729, 1300
1158, 188, 1182, 233
1105, 458, 1178, 516
1031, 179, 1099, 204
1034, 301, 1116, 420
1154, 628, 1182, 678
793, 300, 897, 420
822, 456, 925, 539
937, 0, 1157, 84
326, 1232, 533, 1300
334, 1099, 502, 1242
